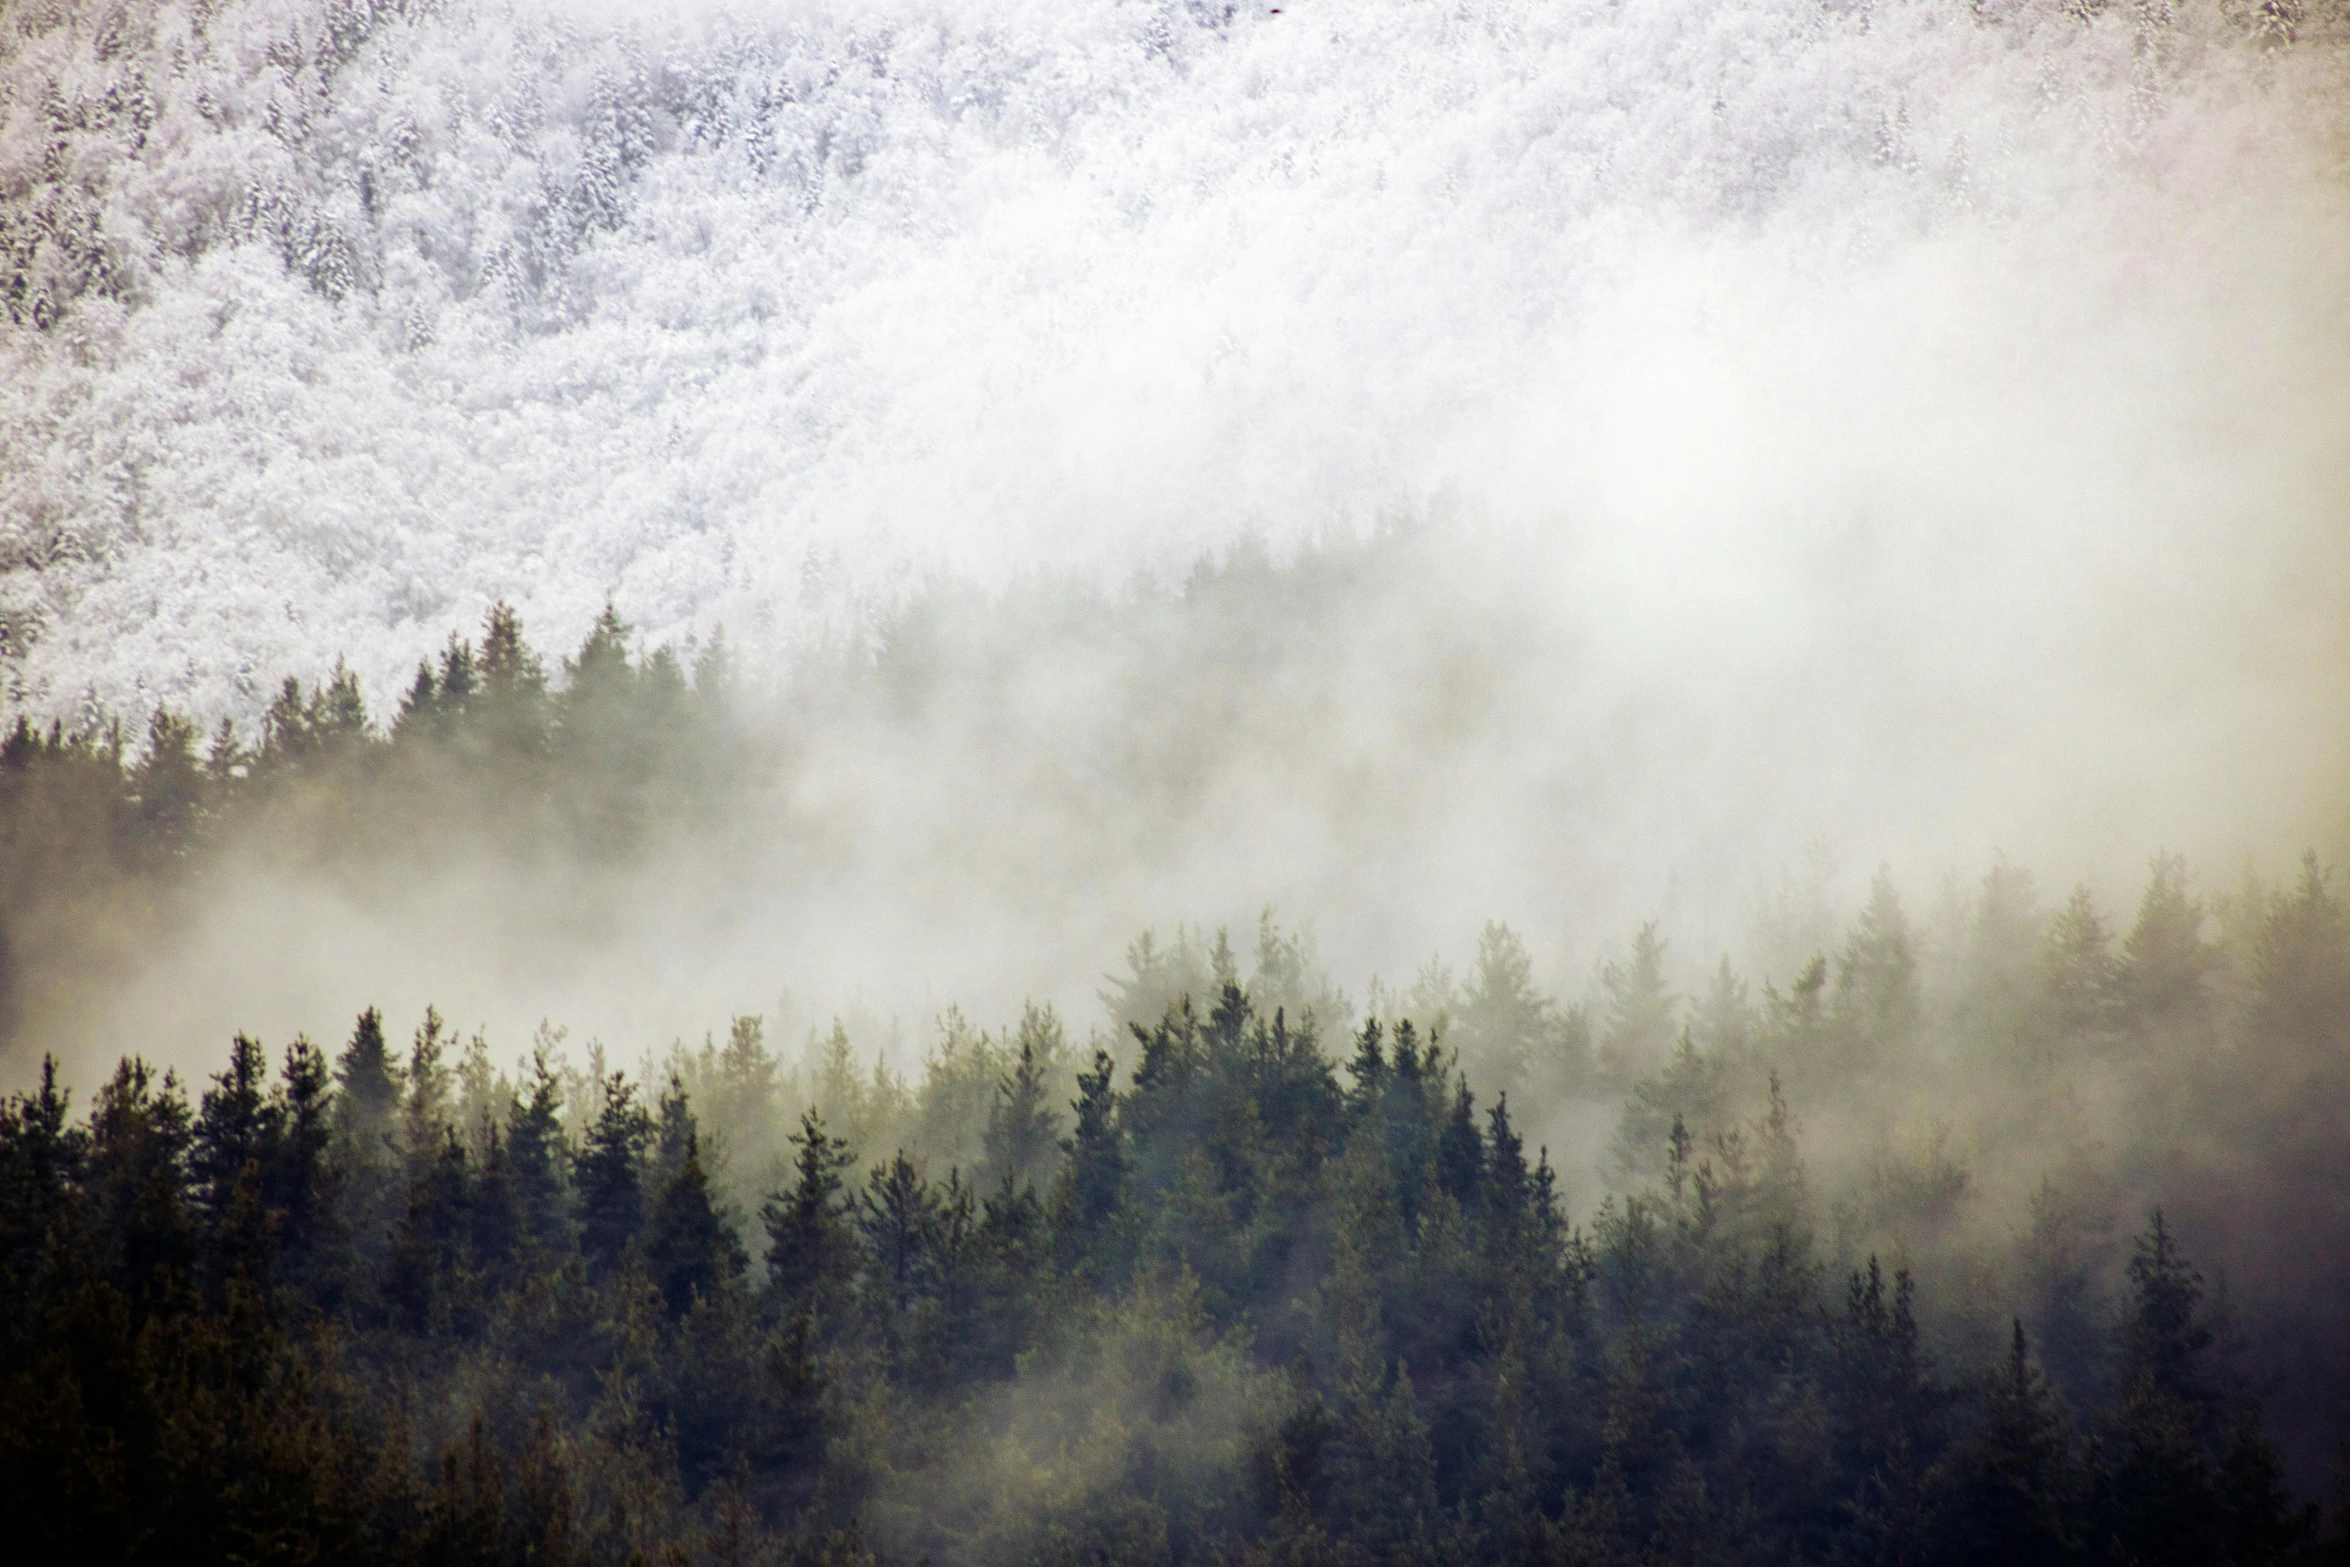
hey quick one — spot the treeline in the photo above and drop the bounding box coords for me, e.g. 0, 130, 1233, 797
0, 600, 743, 868
0, 978, 2335, 1566
0, 601, 748, 1045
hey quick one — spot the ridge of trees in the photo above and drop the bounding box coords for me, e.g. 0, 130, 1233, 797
2, 974, 2335, 1567
7, 603, 2350, 1562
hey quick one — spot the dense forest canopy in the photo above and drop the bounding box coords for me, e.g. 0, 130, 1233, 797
4, 599, 2350, 1565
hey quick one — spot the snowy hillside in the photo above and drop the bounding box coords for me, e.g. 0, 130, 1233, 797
1, 0, 2347, 724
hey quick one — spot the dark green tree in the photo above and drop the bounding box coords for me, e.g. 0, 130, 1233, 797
984, 1024, 1059, 1193
1936, 1321, 2079, 1567
576, 1072, 652, 1278
646, 1125, 747, 1318
858, 1151, 939, 1346
763, 1108, 857, 1322
1062, 1046, 1127, 1260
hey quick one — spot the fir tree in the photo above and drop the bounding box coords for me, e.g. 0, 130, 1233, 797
576, 1072, 652, 1278
1437, 1078, 1484, 1212
1599, 923, 1675, 1086
1835, 868, 1920, 1063
646, 1126, 746, 1318
1937, 1322, 2078, 1567
2113, 856, 2214, 1035
763, 1108, 856, 1321
1063, 1047, 1127, 1254
984, 1022, 1059, 1193
504, 1049, 570, 1256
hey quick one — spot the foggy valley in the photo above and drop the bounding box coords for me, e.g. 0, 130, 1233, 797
4, 2, 2350, 1564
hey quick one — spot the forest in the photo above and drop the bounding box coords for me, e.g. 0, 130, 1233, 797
4, 600, 2349, 1566
7, 1, 2350, 1562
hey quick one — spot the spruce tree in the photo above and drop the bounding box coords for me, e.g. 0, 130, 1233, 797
273, 1035, 337, 1291
1063, 1047, 1127, 1251
984, 1030, 1058, 1193
646, 1127, 745, 1318
2097, 1212, 2224, 1567
193, 1034, 283, 1289
576, 1072, 652, 1279
858, 1152, 939, 1331
763, 1108, 856, 1321
1457, 922, 1553, 1099
1599, 923, 1675, 1085
1437, 1079, 1484, 1212
1939, 1321, 2078, 1567
334, 1007, 401, 1147
2113, 856, 2213, 1036
1835, 868, 1920, 1064
503, 1050, 569, 1256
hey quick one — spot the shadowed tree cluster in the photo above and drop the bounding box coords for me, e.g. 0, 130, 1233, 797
0, 969, 2334, 1567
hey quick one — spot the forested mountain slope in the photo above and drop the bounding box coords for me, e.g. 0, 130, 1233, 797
5, 604, 2350, 1540
4, 0, 2348, 723
7, 6, 2350, 1559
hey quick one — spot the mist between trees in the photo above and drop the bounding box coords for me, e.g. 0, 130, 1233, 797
4, 581, 2350, 1566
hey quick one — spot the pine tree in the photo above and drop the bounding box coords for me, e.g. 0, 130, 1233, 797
2214, 1406, 2313, 1567
2113, 856, 2213, 1037
858, 1152, 939, 1333
763, 1108, 856, 1321
2119, 1209, 2216, 1421
1484, 1095, 1531, 1234
1345, 1016, 1387, 1118
192, 1034, 280, 1221
0, 1057, 85, 1356
272, 1035, 337, 1291
260, 676, 315, 773
2040, 886, 2118, 1047
386, 1125, 474, 1331
504, 1049, 569, 1256
334, 1007, 401, 1144
576, 1072, 652, 1278
332, 1008, 405, 1279
1456, 922, 1554, 1099
1062, 1047, 1127, 1256
130, 707, 205, 858
393, 659, 440, 743
709, 1013, 782, 1210
1436, 1078, 1484, 1212
2097, 1211, 2224, 1567
1599, 923, 1675, 1086
1957, 858, 2042, 1052
1690, 954, 1754, 1062
1830, 1258, 1943, 1512
436, 633, 478, 721
2246, 852, 2349, 1058
311, 658, 371, 755
1835, 868, 1920, 1064
192, 1034, 283, 1289
1936, 1321, 2078, 1567
646, 1126, 746, 1318
984, 1023, 1059, 1193
474, 601, 550, 771
402, 1007, 454, 1164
